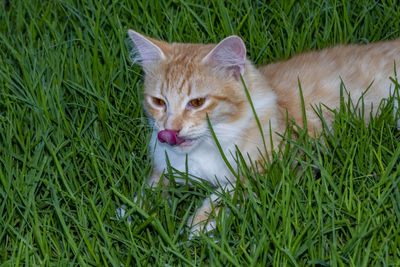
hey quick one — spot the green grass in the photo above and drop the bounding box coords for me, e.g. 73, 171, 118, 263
1, 0, 400, 265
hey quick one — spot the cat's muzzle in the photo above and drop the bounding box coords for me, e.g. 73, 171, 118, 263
157, 129, 185, 146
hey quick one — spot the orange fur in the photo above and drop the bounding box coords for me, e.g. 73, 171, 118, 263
128, 30, 400, 236
261, 39, 400, 133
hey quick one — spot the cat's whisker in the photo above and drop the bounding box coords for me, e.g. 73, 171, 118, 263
212, 126, 265, 143
200, 131, 261, 146
218, 135, 260, 145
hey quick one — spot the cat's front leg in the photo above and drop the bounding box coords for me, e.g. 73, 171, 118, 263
134, 169, 168, 204
146, 169, 168, 188
187, 184, 234, 238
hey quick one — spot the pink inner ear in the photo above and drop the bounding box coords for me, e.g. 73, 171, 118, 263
128, 30, 165, 65
203, 36, 247, 77
231, 41, 246, 60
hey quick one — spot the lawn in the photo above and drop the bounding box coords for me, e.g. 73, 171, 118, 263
1, 0, 400, 265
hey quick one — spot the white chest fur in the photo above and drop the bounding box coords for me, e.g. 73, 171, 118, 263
150, 130, 237, 186
149, 86, 277, 187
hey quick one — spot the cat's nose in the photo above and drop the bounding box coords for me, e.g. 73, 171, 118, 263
157, 129, 185, 146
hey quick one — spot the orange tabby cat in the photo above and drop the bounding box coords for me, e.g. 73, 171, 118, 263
128, 30, 400, 236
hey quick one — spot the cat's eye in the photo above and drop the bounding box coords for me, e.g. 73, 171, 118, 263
188, 98, 206, 108
152, 97, 166, 107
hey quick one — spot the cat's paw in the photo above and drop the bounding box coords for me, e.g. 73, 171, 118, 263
115, 204, 132, 225
187, 217, 217, 239
186, 202, 219, 239
133, 192, 145, 208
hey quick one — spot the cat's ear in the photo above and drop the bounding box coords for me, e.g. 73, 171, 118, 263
128, 30, 166, 69
202, 35, 246, 78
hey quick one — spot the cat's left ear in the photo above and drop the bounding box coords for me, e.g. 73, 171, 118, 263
202, 35, 246, 78
127, 30, 166, 70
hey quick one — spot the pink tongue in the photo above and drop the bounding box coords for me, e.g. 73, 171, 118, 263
157, 130, 185, 146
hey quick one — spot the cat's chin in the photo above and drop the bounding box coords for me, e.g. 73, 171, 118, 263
172, 138, 201, 153
179, 139, 195, 147
177, 138, 198, 150
157, 138, 199, 153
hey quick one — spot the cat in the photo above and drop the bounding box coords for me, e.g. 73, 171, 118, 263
127, 30, 400, 236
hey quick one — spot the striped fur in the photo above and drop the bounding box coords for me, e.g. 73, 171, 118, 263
128, 30, 400, 236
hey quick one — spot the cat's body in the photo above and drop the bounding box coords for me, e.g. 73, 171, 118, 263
262, 40, 400, 132
128, 30, 400, 235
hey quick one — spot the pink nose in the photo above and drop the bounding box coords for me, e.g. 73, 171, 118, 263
157, 129, 185, 146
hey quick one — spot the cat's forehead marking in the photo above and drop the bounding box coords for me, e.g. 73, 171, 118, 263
162, 78, 193, 100
170, 70, 187, 94
146, 43, 216, 99
162, 58, 198, 96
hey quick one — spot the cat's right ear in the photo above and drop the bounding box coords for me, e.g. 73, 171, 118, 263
128, 30, 166, 70
202, 35, 247, 79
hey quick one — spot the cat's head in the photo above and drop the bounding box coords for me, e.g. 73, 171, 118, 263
128, 30, 249, 152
